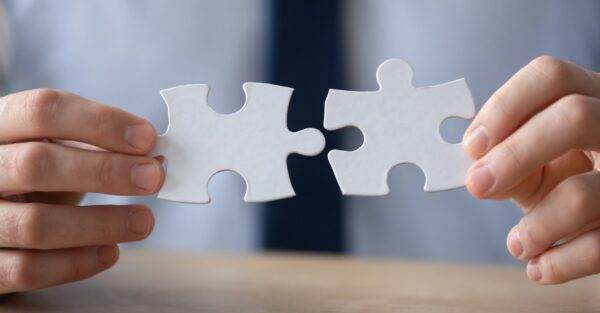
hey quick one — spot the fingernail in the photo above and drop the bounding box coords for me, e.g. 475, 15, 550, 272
96, 245, 118, 266
125, 124, 155, 150
127, 209, 152, 236
131, 163, 161, 191
507, 227, 524, 257
464, 125, 490, 157
527, 258, 542, 282
466, 162, 496, 197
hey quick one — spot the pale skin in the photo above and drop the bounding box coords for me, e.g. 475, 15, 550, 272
0, 56, 597, 293
464, 56, 600, 285
0, 89, 164, 293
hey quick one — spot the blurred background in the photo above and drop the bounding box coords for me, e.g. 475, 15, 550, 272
1, 0, 599, 265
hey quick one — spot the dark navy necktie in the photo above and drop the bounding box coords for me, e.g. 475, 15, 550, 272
263, 0, 345, 252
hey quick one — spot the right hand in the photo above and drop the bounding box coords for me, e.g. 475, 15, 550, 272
0, 89, 164, 294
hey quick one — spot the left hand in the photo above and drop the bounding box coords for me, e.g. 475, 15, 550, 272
463, 56, 600, 284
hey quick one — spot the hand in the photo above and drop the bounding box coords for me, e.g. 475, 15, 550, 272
0, 89, 164, 293
464, 56, 600, 284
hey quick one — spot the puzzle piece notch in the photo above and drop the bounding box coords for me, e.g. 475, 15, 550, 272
324, 59, 476, 195
154, 83, 325, 203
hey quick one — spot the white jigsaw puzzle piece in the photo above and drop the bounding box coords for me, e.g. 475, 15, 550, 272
324, 59, 476, 195
154, 83, 325, 203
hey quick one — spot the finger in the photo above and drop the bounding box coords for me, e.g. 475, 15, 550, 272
506, 172, 600, 260
0, 201, 153, 249
463, 56, 600, 158
525, 229, 600, 285
502, 150, 592, 208
0, 142, 164, 195
0, 89, 156, 154
0, 245, 118, 293
559, 219, 600, 245
466, 95, 600, 198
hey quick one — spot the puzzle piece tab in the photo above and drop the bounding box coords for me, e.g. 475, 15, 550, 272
154, 83, 325, 203
324, 59, 475, 195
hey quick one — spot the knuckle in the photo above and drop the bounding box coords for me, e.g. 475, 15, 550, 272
529, 55, 572, 86
4, 252, 37, 291
97, 214, 117, 242
22, 89, 61, 133
556, 95, 595, 134
93, 105, 118, 136
486, 91, 511, 120
14, 203, 48, 248
498, 139, 524, 169
68, 250, 85, 280
95, 155, 116, 190
12, 142, 51, 188
584, 233, 600, 264
562, 177, 594, 218
518, 218, 542, 254
540, 254, 563, 283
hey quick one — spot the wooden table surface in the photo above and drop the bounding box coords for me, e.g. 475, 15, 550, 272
1, 250, 599, 312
